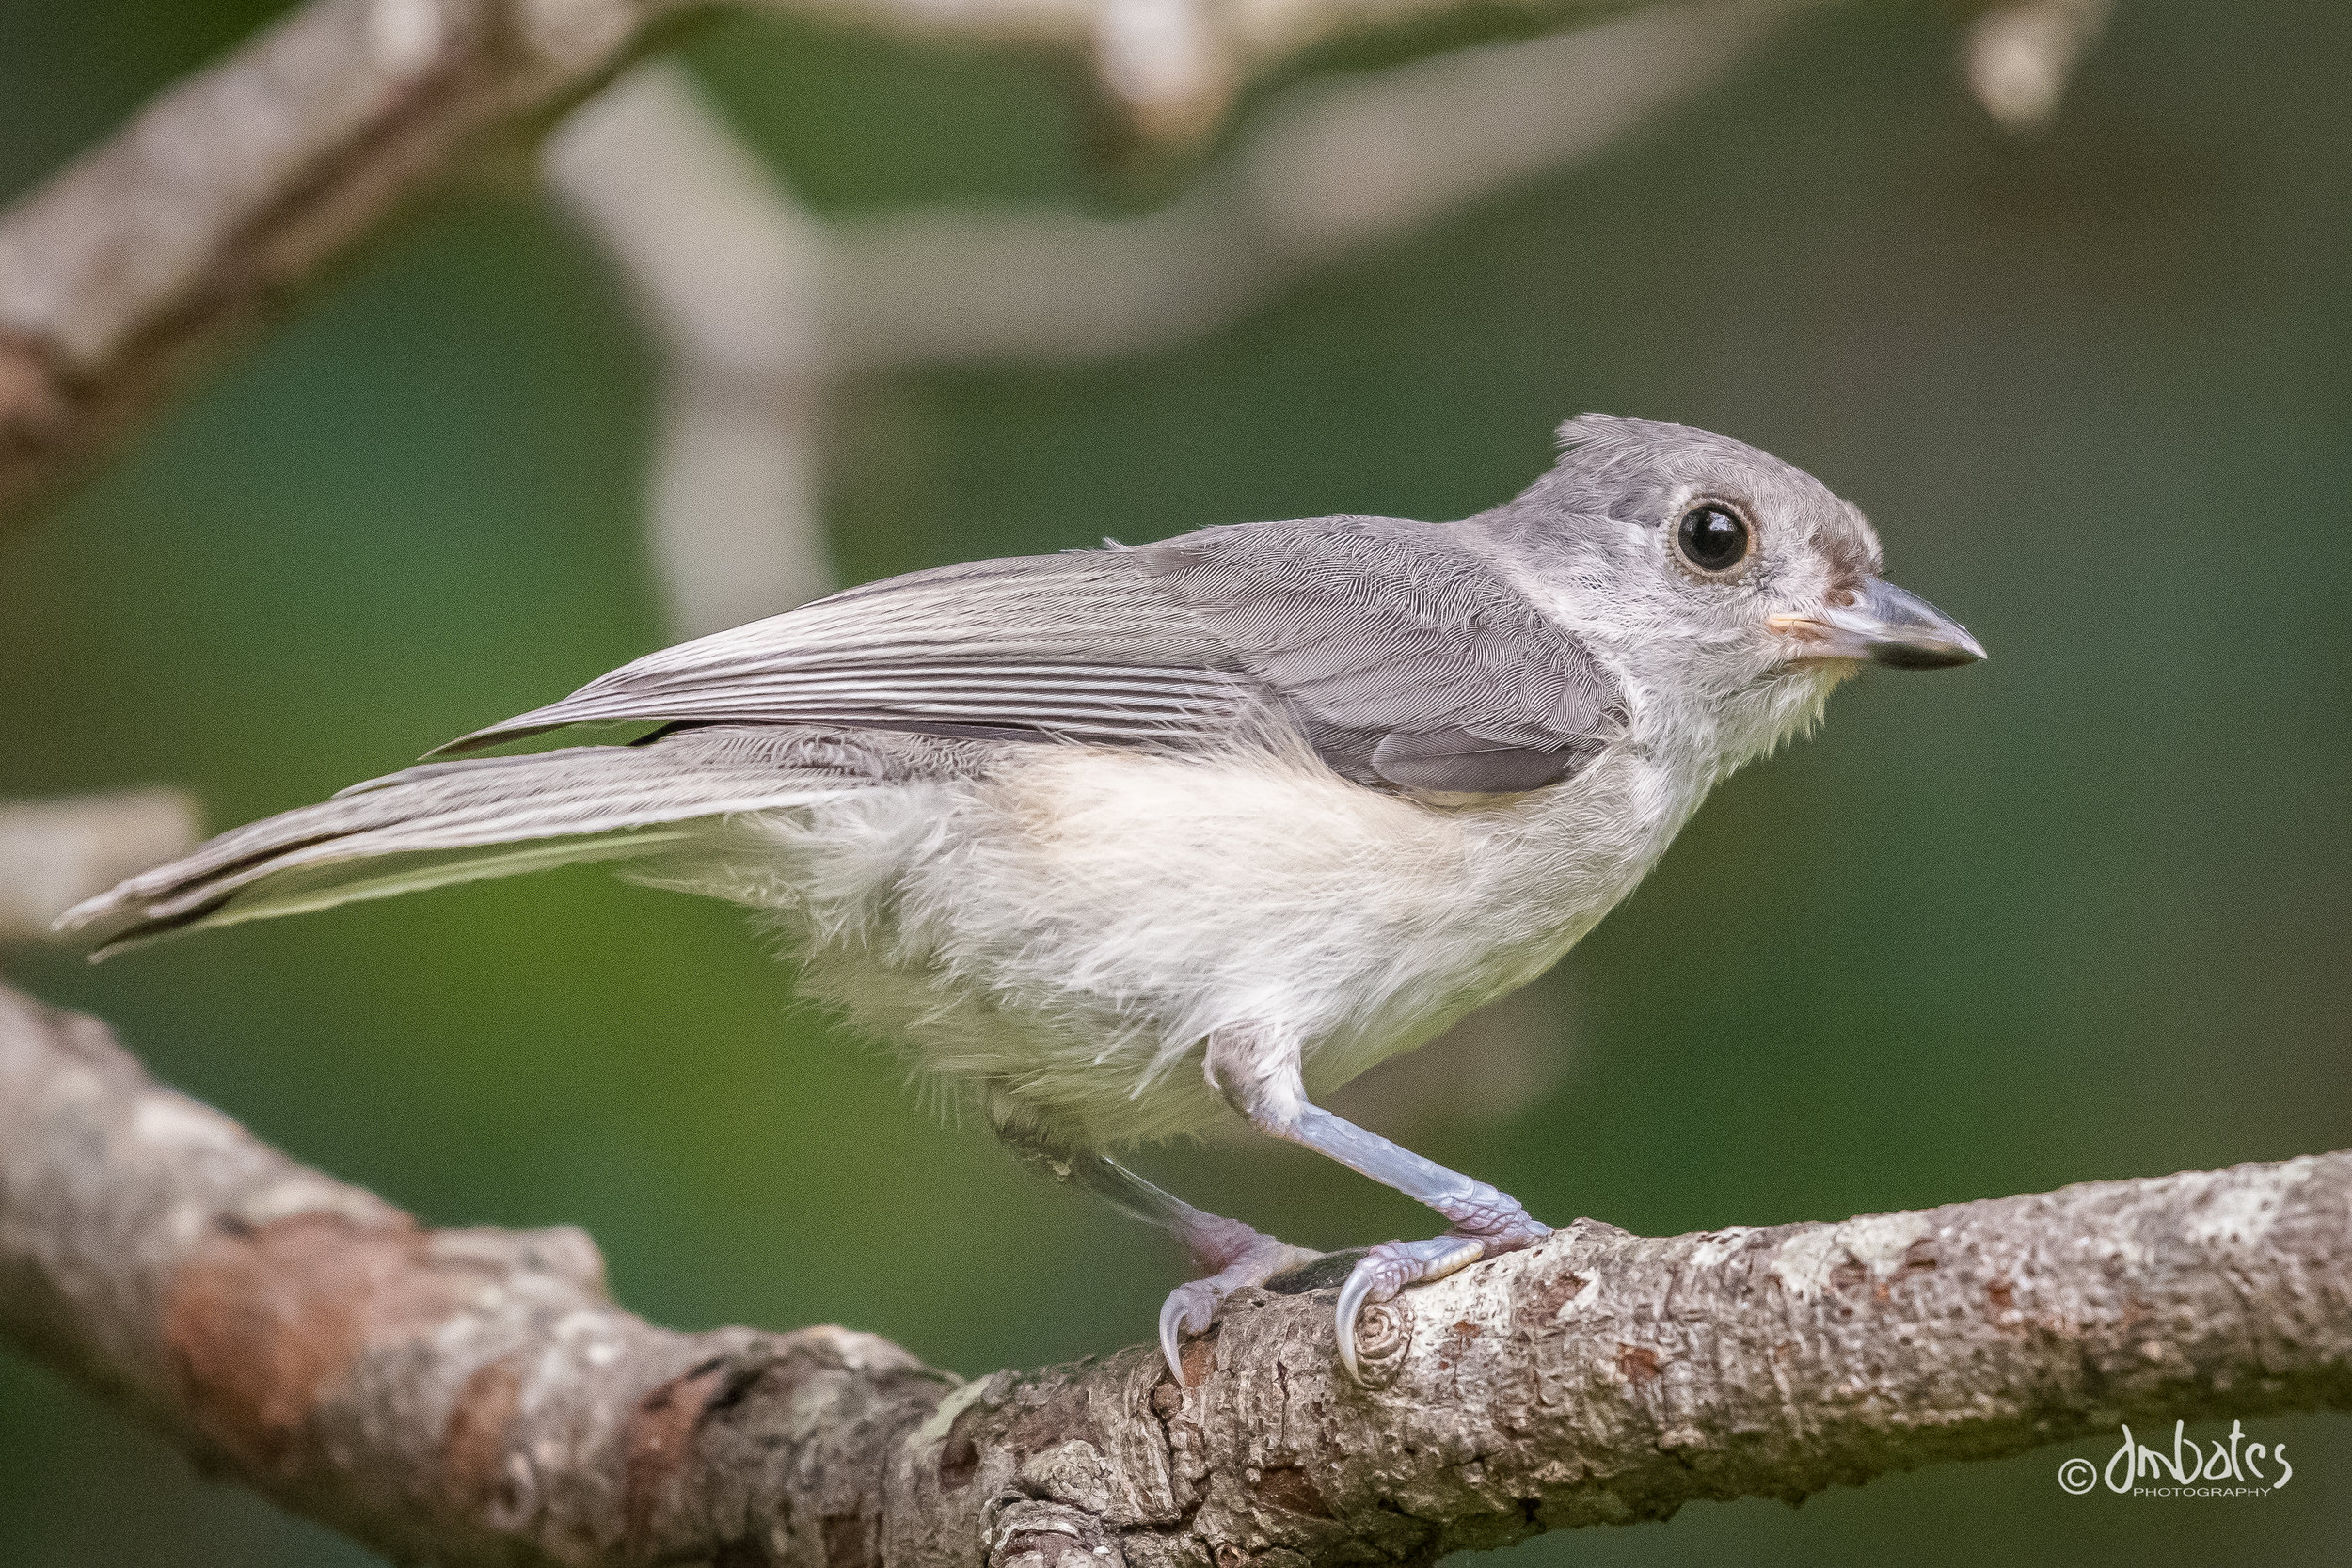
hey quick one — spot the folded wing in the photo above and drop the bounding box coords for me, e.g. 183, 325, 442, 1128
439, 523, 1625, 797
438, 553, 1259, 753
1144, 518, 1626, 794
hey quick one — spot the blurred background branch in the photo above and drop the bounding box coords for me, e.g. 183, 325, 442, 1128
543, 63, 834, 636
1963, 0, 2115, 133
0, 0, 1750, 534
0, 0, 2115, 542
0, 0, 656, 528
813, 0, 1806, 375
0, 790, 200, 943
543, 0, 1801, 636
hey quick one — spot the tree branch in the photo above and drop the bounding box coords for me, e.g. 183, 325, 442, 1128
3, 977, 2346, 1567
0, 0, 675, 529
0, 0, 1681, 536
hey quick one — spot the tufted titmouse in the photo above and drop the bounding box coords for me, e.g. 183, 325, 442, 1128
64, 415, 1983, 1382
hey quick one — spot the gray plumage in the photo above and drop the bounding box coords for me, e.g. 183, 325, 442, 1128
1146, 518, 1624, 793
60, 415, 1984, 1382
73, 726, 979, 945
437, 516, 1626, 797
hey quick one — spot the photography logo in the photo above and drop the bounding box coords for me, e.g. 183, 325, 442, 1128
2058, 1421, 2293, 1497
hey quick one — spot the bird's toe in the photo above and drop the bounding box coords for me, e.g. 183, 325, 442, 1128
1158, 1280, 1227, 1382
1333, 1236, 1486, 1384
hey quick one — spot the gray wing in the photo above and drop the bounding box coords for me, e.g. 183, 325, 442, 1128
1140, 518, 1626, 793
444, 521, 1624, 796
441, 552, 1256, 752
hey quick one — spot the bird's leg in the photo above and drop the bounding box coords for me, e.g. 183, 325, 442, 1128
1205, 1025, 1550, 1383
993, 1115, 1319, 1381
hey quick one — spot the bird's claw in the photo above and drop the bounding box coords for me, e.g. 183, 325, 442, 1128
1334, 1206, 1555, 1385
1157, 1232, 1324, 1384
1158, 1280, 1223, 1382
1333, 1236, 1483, 1383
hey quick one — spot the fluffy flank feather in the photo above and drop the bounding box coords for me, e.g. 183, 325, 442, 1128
634, 733, 1698, 1148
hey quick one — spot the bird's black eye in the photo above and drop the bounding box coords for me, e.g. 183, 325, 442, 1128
1675, 504, 1750, 575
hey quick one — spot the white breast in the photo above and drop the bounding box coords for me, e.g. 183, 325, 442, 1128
684, 736, 1705, 1149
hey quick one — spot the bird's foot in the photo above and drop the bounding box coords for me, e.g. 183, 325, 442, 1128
1335, 1199, 1549, 1384
1159, 1215, 1322, 1383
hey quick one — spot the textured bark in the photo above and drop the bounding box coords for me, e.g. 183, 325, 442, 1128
3, 976, 2348, 1567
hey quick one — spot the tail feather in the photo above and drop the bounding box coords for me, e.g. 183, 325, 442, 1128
57, 729, 864, 955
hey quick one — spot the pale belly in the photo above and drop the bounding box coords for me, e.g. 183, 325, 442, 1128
712, 740, 1694, 1148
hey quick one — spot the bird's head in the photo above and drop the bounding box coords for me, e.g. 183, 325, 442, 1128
1491, 413, 1984, 768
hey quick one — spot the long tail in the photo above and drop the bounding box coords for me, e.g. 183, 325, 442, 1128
57, 728, 858, 956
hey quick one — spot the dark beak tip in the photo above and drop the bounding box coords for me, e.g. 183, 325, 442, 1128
1851, 578, 1986, 671
1876, 641, 1986, 671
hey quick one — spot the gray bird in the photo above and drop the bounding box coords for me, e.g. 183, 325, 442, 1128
62, 415, 1984, 1382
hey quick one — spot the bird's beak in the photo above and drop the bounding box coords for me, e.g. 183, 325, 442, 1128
1770, 578, 1986, 669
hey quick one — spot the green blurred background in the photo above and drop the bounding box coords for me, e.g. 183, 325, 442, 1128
3, 0, 2348, 1561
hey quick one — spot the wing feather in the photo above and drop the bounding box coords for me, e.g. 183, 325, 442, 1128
434, 521, 1625, 797
1142, 518, 1626, 793
437, 553, 1253, 753
56, 727, 927, 953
